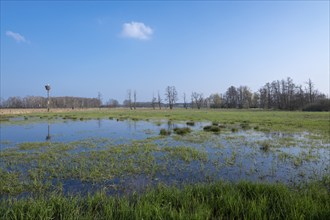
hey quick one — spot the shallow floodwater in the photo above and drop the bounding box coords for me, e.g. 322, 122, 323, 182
1, 118, 329, 197
0, 118, 206, 148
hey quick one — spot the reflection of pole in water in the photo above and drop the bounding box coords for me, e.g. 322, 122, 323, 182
167, 120, 174, 130
97, 118, 102, 128
133, 120, 137, 131
127, 119, 137, 132
46, 121, 51, 141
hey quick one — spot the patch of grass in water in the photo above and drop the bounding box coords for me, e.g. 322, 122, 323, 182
173, 127, 191, 135
186, 121, 195, 126
240, 122, 250, 130
203, 125, 220, 133
159, 129, 171, 136
18, 142, 51, 150
0, 115, 11, 121
260, 141, 271, 152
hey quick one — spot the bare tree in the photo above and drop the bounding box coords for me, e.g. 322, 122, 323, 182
191, 92, 204, 109
305, 78, 315, 104
107, 99, 119, 108
97, 92, 102, 108
127, 89, 132, 110
183, 93, 188, 109
251, 92, 260, 108
164, 86, 178, 109
133, 90, 137, 110
237, 86, 252, 108
151, 94, 157, 110
157, 91, 162, 109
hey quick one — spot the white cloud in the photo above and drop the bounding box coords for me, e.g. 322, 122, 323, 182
121, 22, 153, 40
6, 31, 28, 43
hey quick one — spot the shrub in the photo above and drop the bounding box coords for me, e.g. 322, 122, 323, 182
302, 99, 330, 112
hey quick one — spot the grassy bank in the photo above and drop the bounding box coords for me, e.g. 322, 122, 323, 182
1, 180, 329, 220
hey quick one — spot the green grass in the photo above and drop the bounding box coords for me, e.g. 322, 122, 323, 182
1, 180, 329, 220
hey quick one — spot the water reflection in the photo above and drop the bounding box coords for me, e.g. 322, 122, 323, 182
97, 118, 102, 128
46, 121, 51, 141
127, 119, 137, 131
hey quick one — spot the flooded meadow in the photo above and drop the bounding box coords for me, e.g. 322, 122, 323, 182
1, 114, 329, 198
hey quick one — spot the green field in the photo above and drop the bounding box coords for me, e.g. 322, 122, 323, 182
1, 109, 329, 219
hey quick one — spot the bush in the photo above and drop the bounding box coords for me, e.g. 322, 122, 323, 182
302, 99, 330, 112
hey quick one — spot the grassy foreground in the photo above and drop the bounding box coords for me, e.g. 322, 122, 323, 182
1, 180, 329, 220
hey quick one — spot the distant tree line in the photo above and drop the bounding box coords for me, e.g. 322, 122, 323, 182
0, 96, 101, 108
1, 77, 328, 111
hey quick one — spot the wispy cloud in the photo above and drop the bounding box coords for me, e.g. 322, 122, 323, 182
6, 31, 29, 43
121, 22, 153, 40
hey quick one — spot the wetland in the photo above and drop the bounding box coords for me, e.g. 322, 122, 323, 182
1, 109, 329, 219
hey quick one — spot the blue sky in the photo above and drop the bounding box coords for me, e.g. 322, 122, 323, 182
1, 1, 329, 103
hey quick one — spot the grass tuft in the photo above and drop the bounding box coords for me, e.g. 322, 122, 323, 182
159, 128, 171, 136
203, 125, 220, 133
186, 121, 195, 126
173, 127, 191, 135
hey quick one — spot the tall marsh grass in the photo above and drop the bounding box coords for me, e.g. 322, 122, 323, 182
1, 180, 329, 219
